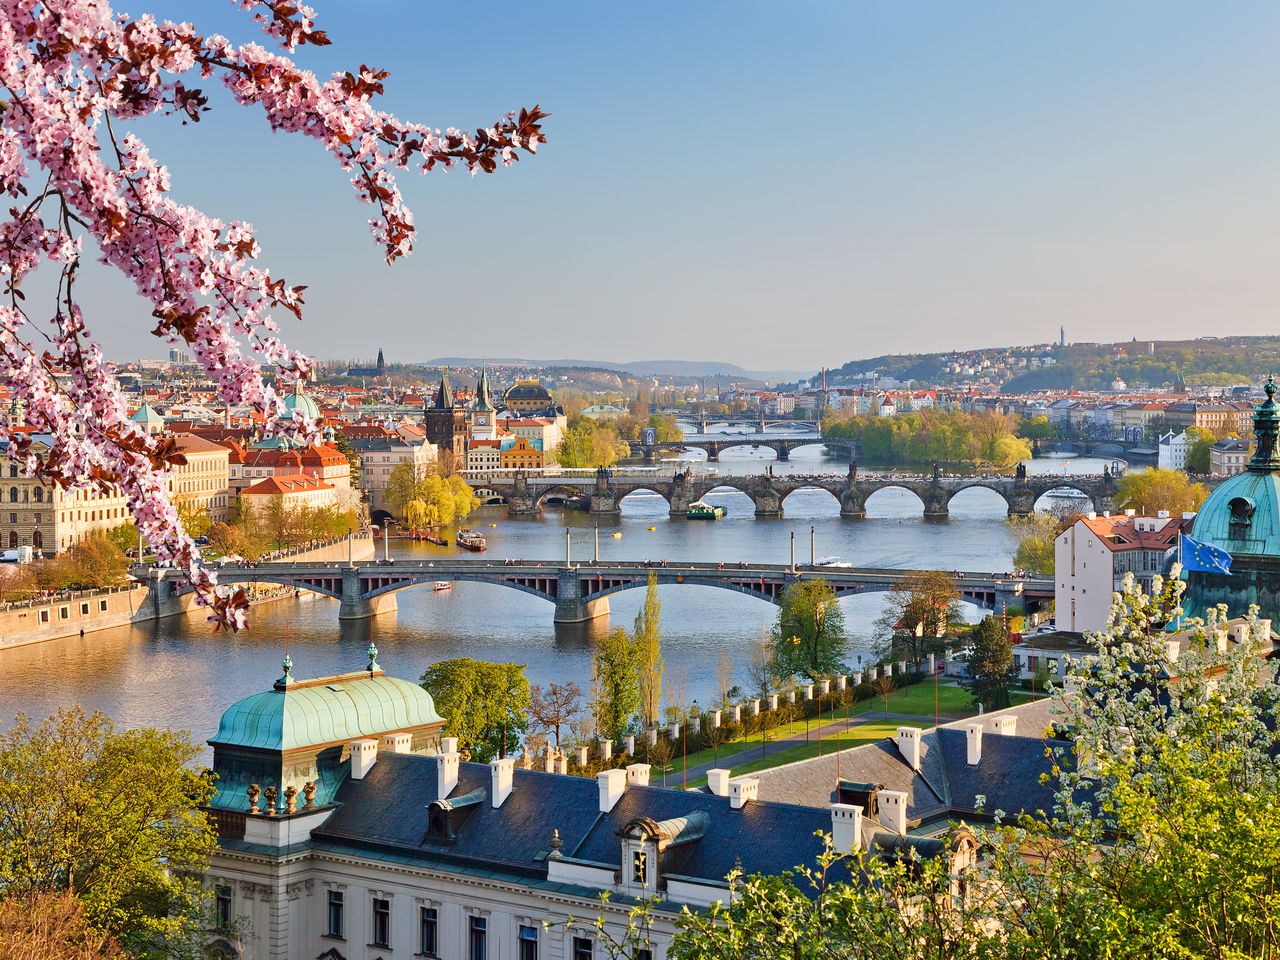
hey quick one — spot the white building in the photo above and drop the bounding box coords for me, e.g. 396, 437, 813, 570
1055, 510, 1193, 634
1157, 430, 1190, 470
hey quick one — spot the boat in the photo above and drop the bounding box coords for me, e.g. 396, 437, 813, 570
455, 530, 487, 552
814, 556, 853, 568
433, 581, 453, 592
488, 523, 497, 528
421, 532, 447, 546
611, 532, 623, 539
687, 501, 727, 520
647, 526, 657, 531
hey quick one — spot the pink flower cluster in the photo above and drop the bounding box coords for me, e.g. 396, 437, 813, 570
0, 0, 546, 629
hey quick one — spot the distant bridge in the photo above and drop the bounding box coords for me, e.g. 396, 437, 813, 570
464, 464, 1121, 520
672, 414, 822, 434
633, 435, 857, 463
141, 556, 1050, 624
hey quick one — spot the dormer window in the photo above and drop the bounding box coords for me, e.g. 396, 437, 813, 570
1229, 496, 1255, 529
631, 850, 648, 884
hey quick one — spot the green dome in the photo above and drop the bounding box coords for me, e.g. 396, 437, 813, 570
281, 381, 321, 422
211, 672, 443, 752
1191, 469, 1280, 559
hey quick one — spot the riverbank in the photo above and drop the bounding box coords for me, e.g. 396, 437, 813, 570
0, 535, 374, 650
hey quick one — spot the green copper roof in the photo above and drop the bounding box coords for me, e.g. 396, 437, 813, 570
211, 671, 443, 752
281, 380, 321, 422
129, 403, 164, 423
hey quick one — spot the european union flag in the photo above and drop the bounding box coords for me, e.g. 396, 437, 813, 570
1181, 535, 1232, 575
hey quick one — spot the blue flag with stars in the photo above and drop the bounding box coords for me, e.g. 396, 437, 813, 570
1180, 535, 1232, 575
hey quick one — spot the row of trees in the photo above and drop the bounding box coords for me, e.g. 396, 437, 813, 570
0, 529, 135, 600
555, 412, 683, 468
207, 498, 358, 560
823, 410, 1033, 468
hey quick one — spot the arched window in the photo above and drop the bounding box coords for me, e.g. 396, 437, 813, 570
7, 464, 15, 478
7, 531, 15, 548
32, 488, 42, 503
7, 487, 15, 503
31, 530, 42, 550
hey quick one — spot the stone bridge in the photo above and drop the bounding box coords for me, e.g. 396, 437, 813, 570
467, 464, 1120, 520
673, 415, 822, 434
142, 556, 1050, 623
633, 435, 857, 463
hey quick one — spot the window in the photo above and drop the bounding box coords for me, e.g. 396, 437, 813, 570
631, 849, 648, 884
99, 600, 108, 612
215, 886, 233, 930
7, 531, 15, 548
32, 488, 41, 502
636, 950, 653, 960
59, 606, 68, 620
573, 936, 593, 960
519, 925, 538, 960
39, 610, 49, 623
7, 487, 15, 502
469, 916, 487, 960
371, 897, 390, 948
419, 906, 438, 957
80, 602, 89, 616
326, 891, 344, 939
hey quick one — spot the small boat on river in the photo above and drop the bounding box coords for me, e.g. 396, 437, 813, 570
455, 530, 487, 552
420, 532, 448, 546
433, 581, 453, 592
687, 501, 727, 520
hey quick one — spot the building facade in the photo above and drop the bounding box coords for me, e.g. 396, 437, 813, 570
171, 434, 232, 524
423, 374, 468, 466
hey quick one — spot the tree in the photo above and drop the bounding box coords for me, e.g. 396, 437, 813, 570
420, 659, 531, 762
1010, 511, 1063, 574
592, 629, 641, 744
744, 633, 783, 699
1018, 414, 1056, 440
174, 495, 212, 542
0, 708, 217, 954
1116, 467, 1210, 515
556, 420, 629, 469
528, 681, 582, 752
875, 570, 960, 668
0, 2, 546, 630
959, 615, 1016, 711
871, 674, 895, 719
634, 574, 665, 727
770, 579, 846, 681
384, 463, 478, 527
0, 893, 124, 960
1184, 425, 1217, 474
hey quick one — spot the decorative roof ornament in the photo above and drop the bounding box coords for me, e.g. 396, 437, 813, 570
275, 654, 295, 690
1248, 375, 1280, 472
367, 641, 380, 673
548, 828, 564, 859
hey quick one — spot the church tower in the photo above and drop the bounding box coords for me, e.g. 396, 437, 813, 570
471, 368, 498, 441
375, 348, 385, 378
423, 371, 468, 466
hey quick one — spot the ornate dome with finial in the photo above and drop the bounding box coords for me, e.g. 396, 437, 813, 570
1185, 376, 1280, 622
281, 379, 321, 422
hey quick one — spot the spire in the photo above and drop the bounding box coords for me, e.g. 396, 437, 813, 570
434, 371, 454, 409
375, 348, 385, 376
1248, 376, 1280, 472
366, 641, 380, 673
274, 654, 295, 690
475, 367, 495, 412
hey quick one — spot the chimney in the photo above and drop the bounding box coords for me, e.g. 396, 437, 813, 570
879, 789, 908, 836
1164, 640, 1181, 664
707, 769, 731, 797
729, 777, 759, 810
985, 715, 1017, 737
895, 726, 922, 771
831, 803, 863, 853
625, 763, 651, 787
598, 769, 627, 812
1124, 508, 1136, 517
349, 739, 378, 780
965, 722, 983, 765
490, 756, 515, 808
381, 732, 412, 754
1086, 511, 1096, 520
1157, 509, 1170, 519
438, 738, 460, 798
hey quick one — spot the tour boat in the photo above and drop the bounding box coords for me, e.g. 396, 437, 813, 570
687, 501, 727, 520
455, 530, 487, 552
433, 581, 453, 592
815, 556, 853, 568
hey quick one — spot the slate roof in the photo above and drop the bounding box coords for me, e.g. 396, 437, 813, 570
314, 753, 834, 886
752, 698, 1066, 825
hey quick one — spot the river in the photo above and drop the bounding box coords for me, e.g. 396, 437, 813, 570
0, 439, 1112, 746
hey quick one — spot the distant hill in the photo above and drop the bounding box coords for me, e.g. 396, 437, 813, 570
422, 357, 813, 383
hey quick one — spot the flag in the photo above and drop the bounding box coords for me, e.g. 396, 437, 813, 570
1180, 535, 1232, 576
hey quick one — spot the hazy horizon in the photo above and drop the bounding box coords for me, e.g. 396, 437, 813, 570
76, 2, 1278, 370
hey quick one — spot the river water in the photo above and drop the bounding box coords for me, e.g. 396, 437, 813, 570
0, 436, 1112, 747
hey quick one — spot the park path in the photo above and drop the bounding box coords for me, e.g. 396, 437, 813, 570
667, 709, 951, 786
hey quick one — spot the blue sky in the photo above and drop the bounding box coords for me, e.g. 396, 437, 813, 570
82, 1, 1279, 371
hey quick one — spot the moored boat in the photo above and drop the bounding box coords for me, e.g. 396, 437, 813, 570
433, 581, 453, 592
456, 529, 487, 551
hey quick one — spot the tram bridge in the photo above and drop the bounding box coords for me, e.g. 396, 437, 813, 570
140, 555, 1050, 624
465, 463, 1122, 520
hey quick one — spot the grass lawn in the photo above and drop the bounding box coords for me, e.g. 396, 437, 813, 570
681, 719, 928, 787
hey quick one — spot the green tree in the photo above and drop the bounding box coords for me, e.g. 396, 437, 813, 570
1116, 467, 1210, 515
1017, 414, 1056, 440
1010, 511, 1062, 574
556, 420, 628, 468
0, 708, 217, 955
874, 570, 960, 668
1184, 425, 1217, 474
420, 659, 531, 762
959, 615, 1016, 711
770, 579, 846, 681
384, 462, 478, 526
634, 574, 665, 727
174, 495, 212, 542
591, 629, 641, 743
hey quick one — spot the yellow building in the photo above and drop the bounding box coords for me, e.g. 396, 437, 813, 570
171, 434, 232, 524
500, 436, 546, 470
2, 437, 131, 556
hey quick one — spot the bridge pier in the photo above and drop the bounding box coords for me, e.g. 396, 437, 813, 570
554, 570, 611, 623
752, 489, 783, 518
589, 492, 621, 515
1007, 489, 1035, 518
338, 570, 399, 620
776, 447, 790, 462
839, 490, 866, 520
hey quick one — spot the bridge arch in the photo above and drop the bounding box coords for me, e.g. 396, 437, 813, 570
698, 483, 758, 516
618, 487, 673, 511
360, 573, 557, 604
779, 484, 841, 517
1032, 485, 1095, 513
862, 484, 928, 517
715, 441, 782, 460
533, 485, 589, 509
944, 484, 1012, 517
472, 487, 507, 505
212, 572, 343, 602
